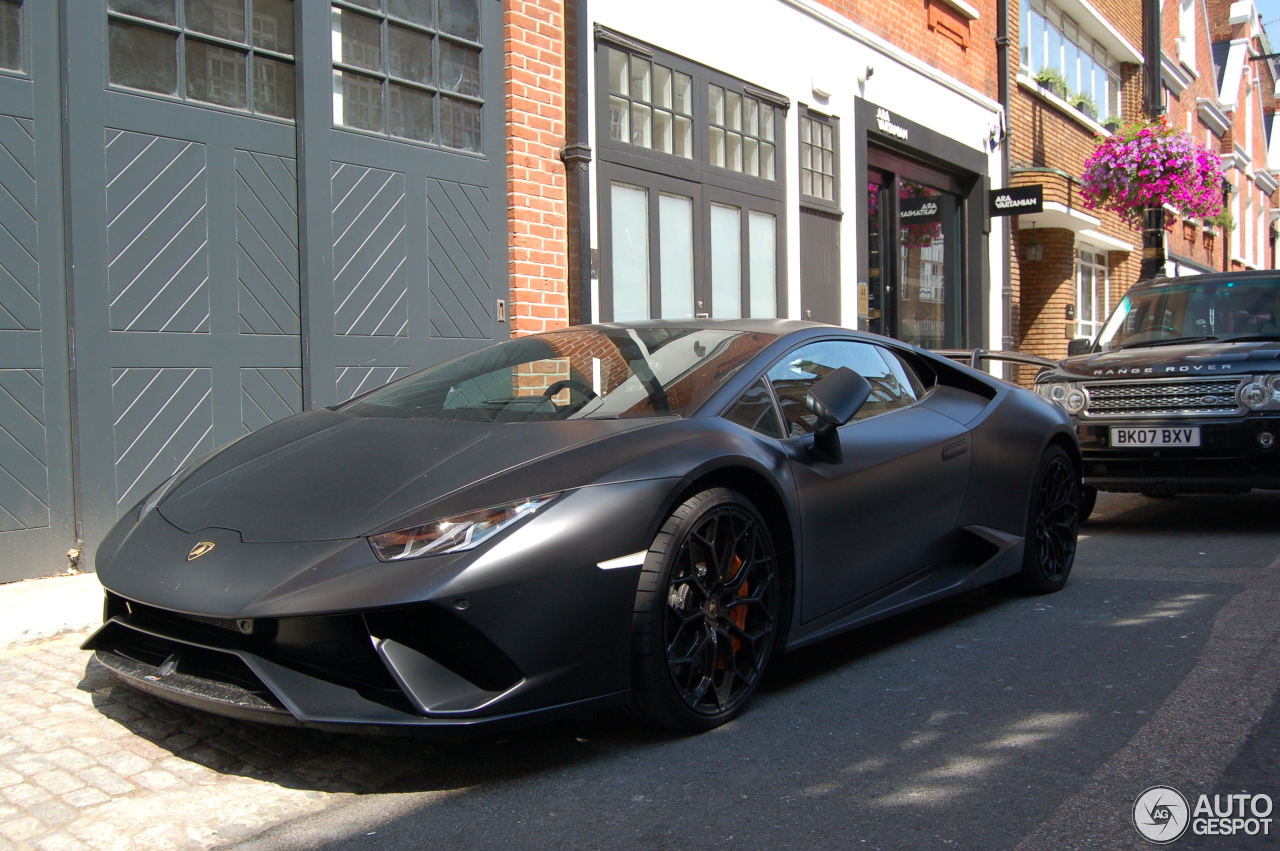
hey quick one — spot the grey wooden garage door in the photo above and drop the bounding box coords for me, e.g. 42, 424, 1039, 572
55, 1, 506, 570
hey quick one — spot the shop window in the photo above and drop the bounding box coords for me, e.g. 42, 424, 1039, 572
596, 31, 786, 322
1075, 248, 1108, 340
1019, 0, 1121, 122
107, 0, 296, 119
331, 0, 482, 151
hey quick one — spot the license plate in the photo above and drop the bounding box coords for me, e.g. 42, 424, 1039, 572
1109, 427, 1201, 447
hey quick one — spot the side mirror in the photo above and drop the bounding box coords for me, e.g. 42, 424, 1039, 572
805, 367, 872, 464
1066, 339, 1092, 357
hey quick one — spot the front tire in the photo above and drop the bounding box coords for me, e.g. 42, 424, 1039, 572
1014, 446, 1082, 594
631, 488, 780, 731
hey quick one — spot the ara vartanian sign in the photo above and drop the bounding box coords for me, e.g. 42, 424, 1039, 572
899, 196, 941, 224
989, 185, 1043, 216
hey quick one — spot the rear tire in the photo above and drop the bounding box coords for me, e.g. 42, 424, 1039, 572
1014, 446, 1082, 595
631, 488, 780, 732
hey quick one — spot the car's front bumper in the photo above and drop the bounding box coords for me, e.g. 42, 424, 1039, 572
1076, 414, 1280, 493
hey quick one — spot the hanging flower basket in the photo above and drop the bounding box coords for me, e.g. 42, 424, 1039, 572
1080, 120, 1225, 228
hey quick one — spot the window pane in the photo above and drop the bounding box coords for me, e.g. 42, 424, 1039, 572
607, 47, 628, 96
186, 0, 246, 43
342, 0, 379, 9
749, 211, 776, 318
744, 137, 758, 176
674, 115, 692, 158
0, 1, 21, 72
186, 39, 248, 109
654, 64, 672, 109
726, 90, 741, 131
254, 55, 295, 118
389, 24, 432, 84
332, 7, 381, 73
800, 116, 811, 145
727, 131, 742, 171
611, 183, 650, 322
333, 69, 383, 131
673, 72, 692, 115
441, 96, 481, 151
440, 41, 480, 96
389, 82, 433, 141
439, 0, 480, 40
658, 194, 694, 319
768, 341, 906, 435
609, 96, 629, 142
631, 103, 651, 147
761, 142, 774, 180
109, 21, 178, 94
654, 109, 672, 154
110, 0, 176, 25
760, 105, 773, 141
745, 98, 758, 137
388, 0, 432, 27
709, 126, 724, 167
252, 0, 294, 55
710, 203, 741, 319
630, 57, 651, 102
709, 84, 724, 125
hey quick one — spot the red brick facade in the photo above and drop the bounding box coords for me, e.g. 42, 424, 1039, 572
813, 0, 998, 99
505, 0, 570, 336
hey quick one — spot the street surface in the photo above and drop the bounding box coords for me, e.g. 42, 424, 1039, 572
0, 491, 1277, 850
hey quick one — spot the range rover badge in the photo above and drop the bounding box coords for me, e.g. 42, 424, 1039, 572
187, 541, 216, 561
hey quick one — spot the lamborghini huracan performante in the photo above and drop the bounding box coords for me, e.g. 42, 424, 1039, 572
86, 321, 1083, 734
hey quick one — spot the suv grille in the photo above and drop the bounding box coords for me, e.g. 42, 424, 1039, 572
1083, 378, 1244, 417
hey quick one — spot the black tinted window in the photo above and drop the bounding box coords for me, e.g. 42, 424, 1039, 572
766, 340, 920, 437
724, 379, 785, 439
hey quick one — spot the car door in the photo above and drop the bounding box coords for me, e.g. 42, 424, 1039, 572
765, 339, 972, 622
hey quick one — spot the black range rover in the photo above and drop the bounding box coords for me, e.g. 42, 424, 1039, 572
1034, 270, 1280, 512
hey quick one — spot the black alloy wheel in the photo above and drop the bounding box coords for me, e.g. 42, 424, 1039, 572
1015, 445, 1082, 594
631, 488, 780, 731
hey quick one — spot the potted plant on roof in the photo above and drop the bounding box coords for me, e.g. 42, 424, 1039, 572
1080, 119, 1225, 228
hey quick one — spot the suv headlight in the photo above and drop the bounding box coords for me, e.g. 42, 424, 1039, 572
1034, 380, 1087, 415
368, 493, 561, 561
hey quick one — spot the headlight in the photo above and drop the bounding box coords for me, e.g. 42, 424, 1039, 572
1064, 388, 1088, 415
1241, 382, 1270, 410
1034, 381, 1086, 414
1265, 374, 1280, 400
368, 493, 562, 562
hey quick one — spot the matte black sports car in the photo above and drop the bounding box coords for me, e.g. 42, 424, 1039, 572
86, 320, 1083, 734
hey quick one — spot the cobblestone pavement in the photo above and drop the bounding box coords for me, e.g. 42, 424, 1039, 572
0, 639, 446, 851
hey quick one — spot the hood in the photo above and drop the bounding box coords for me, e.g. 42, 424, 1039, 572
157, 408, 665, 542
1047, 340, 1280, 381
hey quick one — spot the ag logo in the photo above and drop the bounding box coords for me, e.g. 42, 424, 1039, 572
1134, 785, 1190, 843
187, 541, 216, 561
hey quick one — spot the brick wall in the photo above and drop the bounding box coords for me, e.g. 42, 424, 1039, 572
812, 0, 998, 100
505, 0, 570, 336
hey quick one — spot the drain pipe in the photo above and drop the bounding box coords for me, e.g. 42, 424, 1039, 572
561, 0, 593, 326
997, 0, 1014, 370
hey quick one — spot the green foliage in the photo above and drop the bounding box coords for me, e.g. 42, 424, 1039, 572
1208, 209, 1235, 233
1034, 67, 1069, 99
1071, 91, 1098, 120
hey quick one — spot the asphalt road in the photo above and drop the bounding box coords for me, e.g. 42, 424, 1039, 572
237, 492, 1280, 851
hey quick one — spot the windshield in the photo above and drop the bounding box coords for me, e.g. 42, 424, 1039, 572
339, 327, 776, 422
1095, 277, 1280, 351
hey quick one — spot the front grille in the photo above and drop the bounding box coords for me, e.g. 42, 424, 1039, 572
1083, 378, 1244, 417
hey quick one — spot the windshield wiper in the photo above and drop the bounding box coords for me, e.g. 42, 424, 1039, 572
1117, 335, 1218, 350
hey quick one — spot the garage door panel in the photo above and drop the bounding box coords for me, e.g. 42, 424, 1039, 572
236, 150, 299, 336
240, 367, 302, 434
0, 368, 48, 532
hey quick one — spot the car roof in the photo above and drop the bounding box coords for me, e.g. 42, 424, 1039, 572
1131, 270, 1280, 292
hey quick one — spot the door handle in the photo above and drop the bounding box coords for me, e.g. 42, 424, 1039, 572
942, 440, 968, 461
